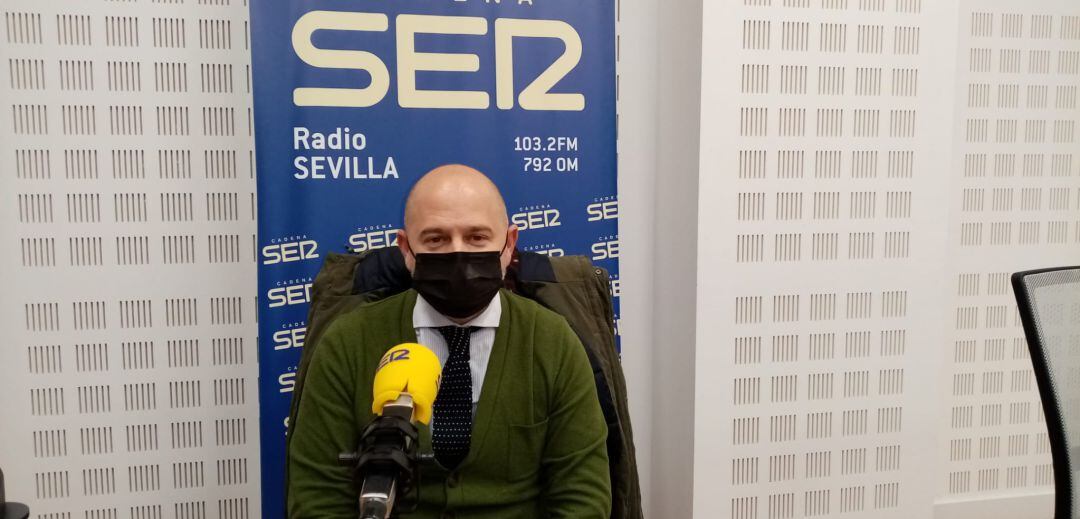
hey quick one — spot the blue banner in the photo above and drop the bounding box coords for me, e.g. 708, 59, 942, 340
250, 1, 617, 516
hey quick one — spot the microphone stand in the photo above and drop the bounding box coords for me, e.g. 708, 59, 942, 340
339, 395, 421, 519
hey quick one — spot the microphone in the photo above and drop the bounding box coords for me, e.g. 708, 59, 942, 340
371, 343, 441, 425
339, 343, 441, 519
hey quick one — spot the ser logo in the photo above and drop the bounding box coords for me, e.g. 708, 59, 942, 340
522, 243, 565, 257
377, 348, 411, 371
591, 236, 619, 261
512, 206, 561, 231
292, 12, 584, 111
273, 324, 307, 350
533, 247, 566, 257
267, 280, 313, 308
586, 200, 619, 222
262, 237, 319, 265
349, 224, 399, 252
279, 370, 297, 393
609, 277, 621, 298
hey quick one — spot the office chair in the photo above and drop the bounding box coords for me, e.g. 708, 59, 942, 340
1013, 267, 1080, 519
0, 468, 30, 519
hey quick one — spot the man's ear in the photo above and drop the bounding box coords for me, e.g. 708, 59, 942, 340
397, 229, 415, 273
500, 224, 519, 271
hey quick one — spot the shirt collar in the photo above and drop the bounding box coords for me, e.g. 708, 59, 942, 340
413, 291, 501, 329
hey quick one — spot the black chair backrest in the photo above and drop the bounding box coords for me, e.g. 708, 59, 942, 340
1, 466, 31, 519
1013, 267, 1080, 519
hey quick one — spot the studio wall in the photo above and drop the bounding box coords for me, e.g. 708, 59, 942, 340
691, 0, 1080, 518
1, 1, 261, 516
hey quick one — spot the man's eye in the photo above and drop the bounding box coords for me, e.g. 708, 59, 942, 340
426, 236, 444, 244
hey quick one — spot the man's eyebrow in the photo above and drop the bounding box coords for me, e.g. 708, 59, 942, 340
465, 225, 495, 234
417, 225, 495, 237
418, 228, 447, 237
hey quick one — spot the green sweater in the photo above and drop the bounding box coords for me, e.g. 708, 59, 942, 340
287, 288, 612, 518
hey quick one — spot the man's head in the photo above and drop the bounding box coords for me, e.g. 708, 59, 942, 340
397, 164, 518, 274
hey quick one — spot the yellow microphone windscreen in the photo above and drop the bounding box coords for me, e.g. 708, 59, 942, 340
372, 343, 442, 425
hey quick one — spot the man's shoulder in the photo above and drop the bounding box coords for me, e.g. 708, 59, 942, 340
326, 289, 413, 333
312, 290, 413, 367
501, 289, 579, 346
502, 289, 567, 325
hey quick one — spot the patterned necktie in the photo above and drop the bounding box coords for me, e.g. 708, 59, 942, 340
432, 325, 476, 470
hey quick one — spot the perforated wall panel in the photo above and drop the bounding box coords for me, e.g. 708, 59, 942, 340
0, 1, 260, 517
940, 0, 1080, 504
696, 1, 1078, 518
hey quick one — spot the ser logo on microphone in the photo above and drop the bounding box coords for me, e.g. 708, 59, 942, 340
377, 348, 411, 371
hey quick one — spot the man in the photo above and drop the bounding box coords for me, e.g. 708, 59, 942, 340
287, 164, 612, 518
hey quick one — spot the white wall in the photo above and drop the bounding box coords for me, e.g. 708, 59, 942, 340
686, 1, 1079, 518
644, 0, 705, 518
0, 1, 262, 516
618, 0, 707, 516
938, 1, 1079, 512
613, 0, 660, 514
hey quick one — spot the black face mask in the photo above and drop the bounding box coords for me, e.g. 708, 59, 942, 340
411, 250, 505, 319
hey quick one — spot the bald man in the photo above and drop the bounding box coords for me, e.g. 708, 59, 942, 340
287, 165, 612, 518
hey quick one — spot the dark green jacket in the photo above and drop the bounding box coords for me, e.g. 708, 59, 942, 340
286, 249, 642, 519
288, 288, 611, 517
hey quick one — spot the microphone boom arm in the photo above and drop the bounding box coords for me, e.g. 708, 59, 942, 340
339, 396, 422, 519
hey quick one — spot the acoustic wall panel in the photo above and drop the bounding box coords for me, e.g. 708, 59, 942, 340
697, 2, 952, 516
940, 0, 1080, 505
697, 0, 1078, 518
0, 1, 261, 517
